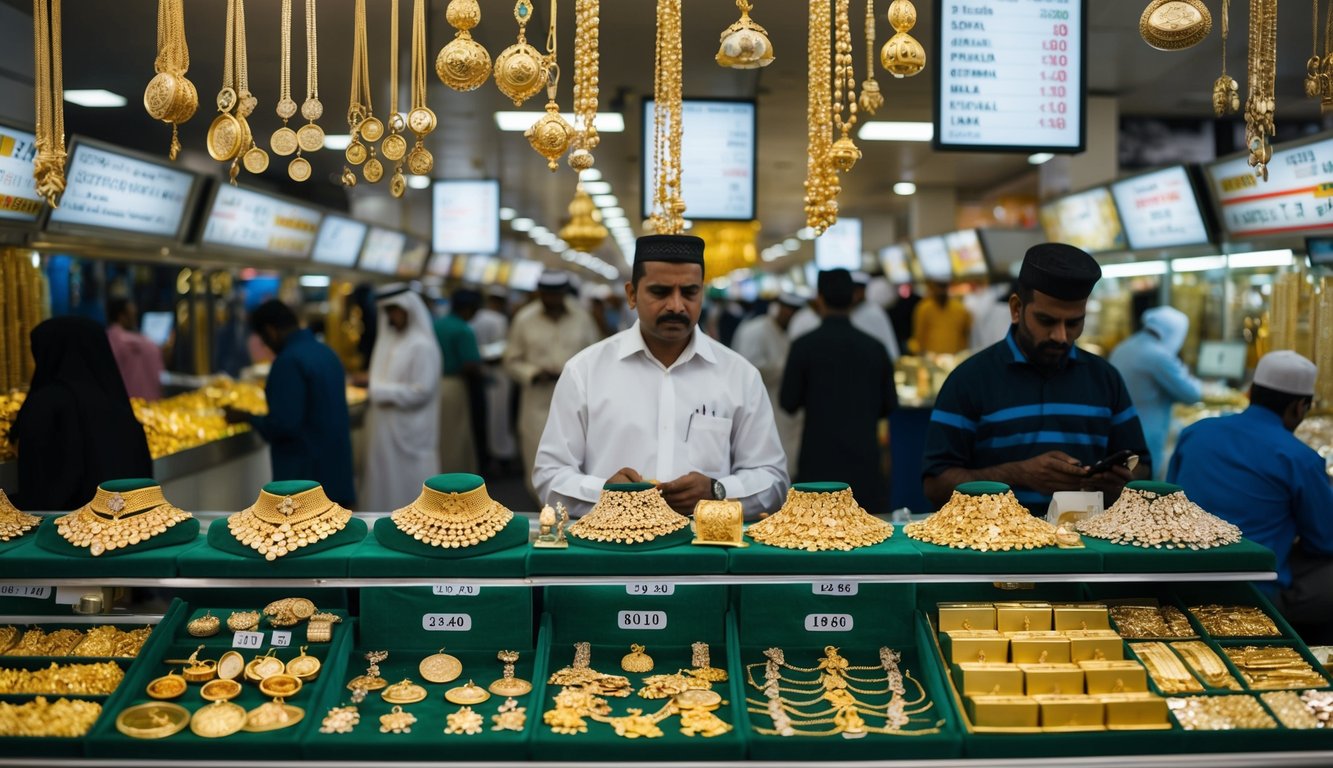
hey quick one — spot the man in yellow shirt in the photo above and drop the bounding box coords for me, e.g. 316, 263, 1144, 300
910, 281, 972, 355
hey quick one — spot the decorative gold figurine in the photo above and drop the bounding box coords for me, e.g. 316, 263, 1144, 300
419, 647, 463, 684
687, 641, 728, 682
436, 0, 492, 91
879, 0, 925, 78
347, 651, 390, 692
716, 0, 774, 69
558, 185, 609, 253
488, 650, 533, 696
533, 502, 570, 548
621, 644, 655, 673
492, 697, 527, 731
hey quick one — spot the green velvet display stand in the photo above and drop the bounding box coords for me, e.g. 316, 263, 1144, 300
31, 479, 199, 557
369, 473, 529, 558
728, 527, 921, 574
86, 602, 352, 761
357, 586, 534, 651
349, 519, 529, 577
528, 537, 726, 575
1082, 536, 1276, 574
910, 538, 1103, 574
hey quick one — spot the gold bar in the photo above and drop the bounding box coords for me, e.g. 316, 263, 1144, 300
966, 695, 1040, 728
996, 602, 1054, 633
1009, 632, 1072, 664
1034, 694, 1106, 729
1080, 660, 1149, 694
1065, 630, 1126, 662
1100, 693, 1170, 728
1019, 663, 1085, 696
1054, 604, 1111, 631
954, 663, 1024, 696
942, 630, 1010, 664
938, 603, 997, 632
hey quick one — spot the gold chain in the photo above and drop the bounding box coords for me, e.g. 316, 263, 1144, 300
279, 0, 292, 113
412, 0, 427, 112
568, 0, 600, 171
307, 0, 319, 106
1244, 0, 1276, 178
832, 0, 856, 138
32, 0, 66, 207
648, 0, 684, 234
804, 0, 835, 234
858, 0, 882, 114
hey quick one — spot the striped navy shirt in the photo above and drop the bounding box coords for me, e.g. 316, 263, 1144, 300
922, 327, 1150, 514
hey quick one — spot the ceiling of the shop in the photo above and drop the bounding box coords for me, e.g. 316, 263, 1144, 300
1, 0, 1326, 276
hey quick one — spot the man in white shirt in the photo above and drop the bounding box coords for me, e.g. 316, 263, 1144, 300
850, 271, 901, 362
534, 235, 790, 518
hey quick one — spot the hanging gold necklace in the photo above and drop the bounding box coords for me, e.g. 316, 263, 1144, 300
384, 0, 408, 197
567, 0, 600, 172
1212, 0, 1239, 116
406, 0, 436, 176
1244, 0, 1276, 180
271, 0, 300, 159
495, 0, 546, 107
1306, 0, 1322, 99
1321, 1, 1333, 112
828, 0, 861, 173
235, 0, 269, 177
804, 0, 835, 234
647, 0, 684, 233
525, 0, 576, 171
858, 0, 882, 114
343, 0, 382, 186
436, 0, 492, 92
144, 0, 196, 160
291, 0, 323, 182
207, 0, 251, 183
32, 0, 66, 207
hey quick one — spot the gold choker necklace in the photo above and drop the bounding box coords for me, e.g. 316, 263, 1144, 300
56, 486, 193, 557
391, 483, 513, 549
568, 488, 688, 545
0, 491, 40, 542
228, 486, 351, 561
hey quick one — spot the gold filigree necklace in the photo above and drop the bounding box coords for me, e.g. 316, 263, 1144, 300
227, 486, 351, 561
56, 486, 193, 557
390, 483, 514, 549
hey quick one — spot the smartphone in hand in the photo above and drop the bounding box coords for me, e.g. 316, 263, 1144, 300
1084, 449, 1138, 475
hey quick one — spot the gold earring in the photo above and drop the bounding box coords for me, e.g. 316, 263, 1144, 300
621, 644, 654, 673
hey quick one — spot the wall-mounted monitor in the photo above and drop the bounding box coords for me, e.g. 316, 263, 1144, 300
1195, 340, 1248, 382
814, 217, 861, 270
432, 179, 500, 255
911, 235, 953, 281
1110, 165, 1212, 250
46, 137, 200, 241
397, 238, 430, 278
1038, 186, 1126, 253
945, 229, 988, 278
358, 227, 406, 274
933, 0, 1087, 154
201, 185, 322, 259
311, 215, 369, 268
0, 121, 43, 227
1204, 131, 1333, 240
879, 244, 913, 284
641, 99, 756, 221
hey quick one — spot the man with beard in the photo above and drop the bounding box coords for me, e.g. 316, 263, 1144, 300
533, 235, 789, 518
921, 243, 1149, 516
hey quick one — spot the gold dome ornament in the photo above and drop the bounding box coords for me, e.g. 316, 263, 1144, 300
144, 0, 197, 160
621, 644, 654, 673
880, 0, 925, 78
436, 0, 492, 92
1139, 0, 1212, 51
527, 74, 577, 171
488, 650, 533, 697
558, 185, 609, 252
716, 0, 774, 69
187, 611, 220, 638
445, 679, 491, 706
494, 0, 547, 106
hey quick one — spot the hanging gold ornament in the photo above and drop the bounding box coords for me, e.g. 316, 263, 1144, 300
526, 69, 576, 171
879, 0, 925, 78
858, 0, 882, 115
494, 0, 547, 107
716, 0, 774, 69
647, 0, 685, 234
407, 0, 436, 176
345, 0, 381, 185
567, 0, 600, 172
1305, 0, 1322, 99
436, 0, 492, 92
828, 0, 860, 173
558, 184, 608, 252
293, 0, 326, 182
32, 0, 66, 206
270, 0, 299, 157
1139, 0, 1212, 51
1320, 0, 1333, 112
804, 0, 836, 234
1244, 0, 1276, 180
145, 0, 197, 161
1213, 0, 1239, 116
384, 0, 405, 197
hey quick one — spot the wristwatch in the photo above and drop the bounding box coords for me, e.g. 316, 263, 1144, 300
710, 478, 726, 501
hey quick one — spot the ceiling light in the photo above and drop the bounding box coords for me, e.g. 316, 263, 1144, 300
579, 169, 602, 182
64, 89, 127, 107
857, 121, 933, 142
407, 175, 431, 190
601, 207, 625, 218
1028, 152, 1055, 165
591, 194, 619, 208
324, 134, 353, 150
511, 217, 534, 232
581, 181, 613, 195
1229, 249, 1294, 269
1099, 260, 1167, 279
1171, 255, 1227, 273
499, 207, 517, 221
783, 238, 800, 251
893, 181, 917, 196
797, 227, 818, 240
494, 111, 625, 132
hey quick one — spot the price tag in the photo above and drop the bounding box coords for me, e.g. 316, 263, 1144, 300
811, 581, 858, 596
269, 630, 292, 648
422, 613, 473, 631
233, 631, 265, 649
625, 583, 675, 596
804, 613, 853, 632
0, 586, 52, 600
617, 610, 668, 630
431, 584, 481, 597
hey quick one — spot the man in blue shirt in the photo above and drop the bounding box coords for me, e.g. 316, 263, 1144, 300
1168, 351, 1333, 637
922, 243, 1150, 515
226, 300, 356, 508
1109, 306, 1202, 478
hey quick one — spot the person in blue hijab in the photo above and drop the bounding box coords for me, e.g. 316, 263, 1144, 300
1109, 306, 1202, 478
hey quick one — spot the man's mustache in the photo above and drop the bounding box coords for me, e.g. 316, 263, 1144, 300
657, 313, 691, 325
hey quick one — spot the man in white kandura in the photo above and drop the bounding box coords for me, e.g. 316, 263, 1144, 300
533, 234, 790, 518
361, 284, 442, 511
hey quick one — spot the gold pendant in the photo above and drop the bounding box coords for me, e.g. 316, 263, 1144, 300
243, 145, 270, 174
218, 651, 245, 681
226, 611, 259, 632
297, 123, 325, 152
390, 168, 407, 198
341, 166, 358, 187
363, 156, 384, 183
167, 76, 199, 124
345, 140, 368, 165
381, 678, 428, 704
258, 673, 304, 699
359, 115, 385, 142
271, 126, 299, 156
381, 132, 407, 161
880, 0, 926, 78
144, 72, 180, 121
444, 705, 485, 735
276, 96, 299, 120
379, 705, 417, 734
407, 144, 434, 175
216, 86, 238, 113
145, 670, 187, 700
493, 42, 547, 106
243, 701, 305, 733
437, 34, 493, 91
286, 646, 322, 681
1139, 0, 1212, 51
525, 99, 576, 171
186, 611, 220, 637
419, 649, 464, 683
117, 702, 191, 740
301, 97, 324, 121
200, 679, 242, 702
207, 112, 243, 161
716, 3, 775, 69
408, 106, 437, 134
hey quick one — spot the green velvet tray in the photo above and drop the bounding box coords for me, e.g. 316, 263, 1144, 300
0, 519, 201, 579
354, 515, 528, 573
728, 526, 921, 574
85, 604, 352, 760
733, 583, 919, 649
357, 587, 534, 651
1081, 537, 1277, 574
527, 539, 727, 576
909, 538, 1103, 574
173, 518, 367, 578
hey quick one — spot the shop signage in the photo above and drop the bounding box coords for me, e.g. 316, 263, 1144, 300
912, 235, 953, 281
202, 185, 321, 258
1039, 187, 1126, 253
0, 124, 41, 223
49, 142, 195, 239
359, 227, 406, 274
1205, 135, 1333, 238
815, 217, 861, 271
1111, 166, 1211, 250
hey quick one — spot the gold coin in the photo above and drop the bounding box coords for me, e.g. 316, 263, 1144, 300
363, 157, 384, 183
408, 106, 437, 135
675, 688, 723, 710
407, 145, 434, 175
271, 127, 299, 156
381, 132, 407, 161
345, 141, 367, 166
200, 679, 242, 702
243, 701, 304, 733
243, 146, 270, 174
144, 72, 179, 121
286, 653, 322, 681
289, 598, 317, 620
297, 123, 325, 153
301, 97, 324, 121
145, 673, 187, 700
419, 651, 463, 683
117, 702, 190, 740
217, 651, 245, 681
190, 700, 247, 738
390, 170, 406, 198
288, 157, 312, 182
258, 673, 304, 698
207, 113, 243, 161
358, 116, 385, 142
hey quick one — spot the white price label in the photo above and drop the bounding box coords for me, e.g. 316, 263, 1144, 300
804, 613, 853, 632
812, 581, 859, 596
625, 583, 676, 596
233, 631, 265, 649
269, 630, 292, 648
617, 610, 668, 630
431, 584, 482, 597
422, 613, 473, 631
0, 586, 52, 600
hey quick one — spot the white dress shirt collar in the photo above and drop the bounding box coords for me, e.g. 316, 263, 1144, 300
615, 320, 718, 370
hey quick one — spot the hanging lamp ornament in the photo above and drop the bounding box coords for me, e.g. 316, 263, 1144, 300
407, 0, 436, 176
32, 0, 66, 206
716, 0, 774, 70
879, 0, 925, 78
144, 0, 197, 160
647, 0, 685, 234
828, 0, 861, 173
1138, 0, 1212, 51
290, 0, 323, 183
558, 184, 608, 253
494, 0, 547, 107
436, 0, 492, 92
567, 0, 600, 172
525, 0, 574, 171
1212, 0, 1239, 116
858, 0, 882, 115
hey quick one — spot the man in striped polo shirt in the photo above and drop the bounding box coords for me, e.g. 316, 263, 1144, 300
921, 243, 1150, 516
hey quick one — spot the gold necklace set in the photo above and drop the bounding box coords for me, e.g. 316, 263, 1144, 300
0, 490, 39, 542
647, 0, 685, 234
55, 485, 193, 557
567, 0, 600, 172
746, 646, 940, 738
144, 0, 196, 160
390, 482, 514, 549
746, 486, 893, 551
567, 488, 688, 545
205, 0, 262, 183
226, 486, 351, 561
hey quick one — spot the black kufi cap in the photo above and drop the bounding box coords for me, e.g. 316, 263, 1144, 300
1019, 243, 1101, 301
817, 268, 854, 310
634, 234, 705, 269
